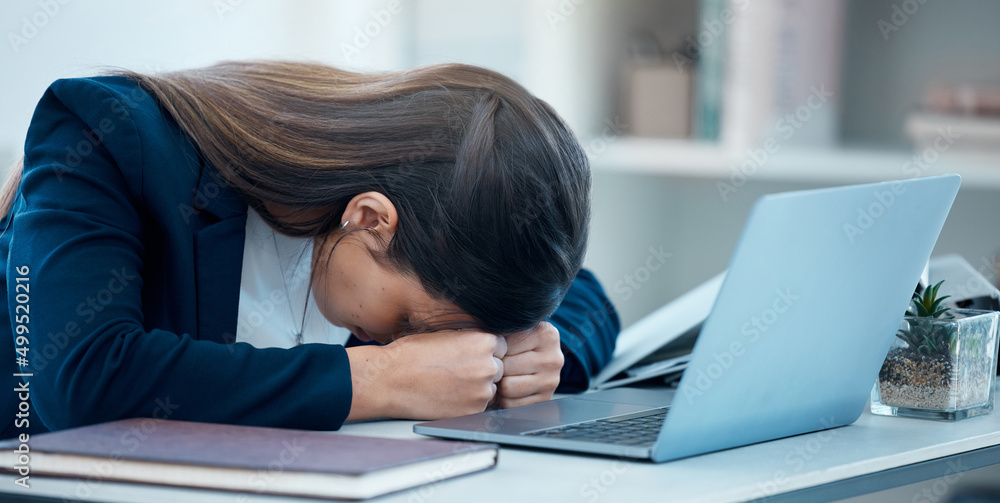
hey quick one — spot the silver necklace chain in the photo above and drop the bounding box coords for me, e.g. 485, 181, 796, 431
271, 232, 309, 346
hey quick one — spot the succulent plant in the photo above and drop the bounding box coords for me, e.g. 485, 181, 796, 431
896, 280, 955, 356
906, 280, 952, 319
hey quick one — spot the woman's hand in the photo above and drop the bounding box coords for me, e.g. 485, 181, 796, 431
345, 330, 507, 421
496, 321, 564, 408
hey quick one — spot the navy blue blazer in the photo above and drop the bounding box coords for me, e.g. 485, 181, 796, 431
0, 76, 620, 439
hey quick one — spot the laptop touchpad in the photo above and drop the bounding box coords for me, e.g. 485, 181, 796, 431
573, 387, 675, 407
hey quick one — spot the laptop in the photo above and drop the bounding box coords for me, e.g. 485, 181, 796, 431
414, 174, 962, 462
590, 271, 723, 391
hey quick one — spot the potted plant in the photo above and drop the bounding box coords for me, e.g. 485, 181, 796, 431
871, 281, 1000, 421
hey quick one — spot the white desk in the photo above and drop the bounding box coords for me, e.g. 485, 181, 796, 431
2, 384, 999, 503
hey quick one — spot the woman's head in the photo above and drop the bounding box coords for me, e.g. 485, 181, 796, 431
302, 191, 478, 344
120, 61, 591, 338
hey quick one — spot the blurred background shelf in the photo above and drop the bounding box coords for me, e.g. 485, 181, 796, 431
592, 137, 1000, 189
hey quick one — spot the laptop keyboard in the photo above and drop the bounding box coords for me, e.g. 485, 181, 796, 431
522, 407, 668, 447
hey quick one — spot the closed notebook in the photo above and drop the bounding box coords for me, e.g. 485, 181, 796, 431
0, 418, 498, 500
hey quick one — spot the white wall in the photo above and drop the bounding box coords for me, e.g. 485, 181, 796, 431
0, 0, 413, 170
5, 0, 998, 330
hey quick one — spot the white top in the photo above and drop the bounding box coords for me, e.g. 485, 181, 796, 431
235, 208, 351, 348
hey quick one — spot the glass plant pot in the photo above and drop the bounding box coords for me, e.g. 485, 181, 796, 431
871, 309, 1000, 421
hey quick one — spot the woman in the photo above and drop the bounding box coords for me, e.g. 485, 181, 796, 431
0, 61, 619, 439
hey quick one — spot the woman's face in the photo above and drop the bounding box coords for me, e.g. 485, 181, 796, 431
306, 192, 473, 344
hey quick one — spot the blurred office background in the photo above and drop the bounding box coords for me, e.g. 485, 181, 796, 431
2, 1, 1000, 499
4, 0, 1000, 331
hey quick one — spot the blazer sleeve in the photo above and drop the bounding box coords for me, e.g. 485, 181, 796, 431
549, 268, 620, 392
11, 81, 353, 433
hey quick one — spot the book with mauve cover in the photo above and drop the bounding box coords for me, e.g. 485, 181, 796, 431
0, 418, 498, 500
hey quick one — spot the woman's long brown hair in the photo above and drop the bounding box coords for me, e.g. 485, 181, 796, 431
4, 60, 591, 334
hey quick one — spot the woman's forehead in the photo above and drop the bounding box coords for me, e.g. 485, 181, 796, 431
396, 276, 476, 327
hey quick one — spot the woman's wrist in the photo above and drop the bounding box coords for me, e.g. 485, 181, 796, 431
345, 345, 394, 421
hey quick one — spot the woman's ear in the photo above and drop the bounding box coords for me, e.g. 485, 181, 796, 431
340, 192, 399, 238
